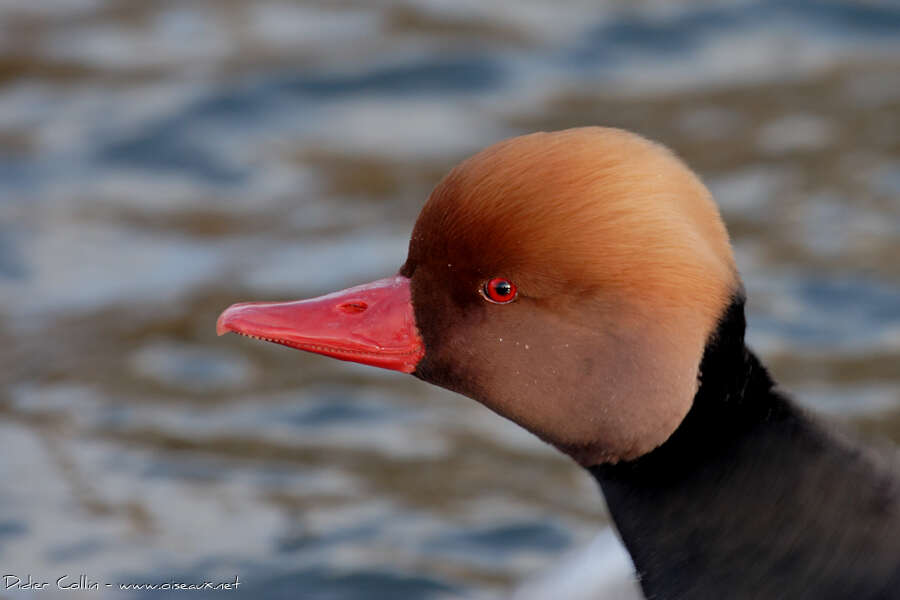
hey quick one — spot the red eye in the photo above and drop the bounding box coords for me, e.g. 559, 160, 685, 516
482, 278, 517, 304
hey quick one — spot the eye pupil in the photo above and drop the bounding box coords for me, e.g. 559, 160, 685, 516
483, 278, 517, 304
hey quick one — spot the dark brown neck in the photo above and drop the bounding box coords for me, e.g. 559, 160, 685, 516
590, 296, 900, 599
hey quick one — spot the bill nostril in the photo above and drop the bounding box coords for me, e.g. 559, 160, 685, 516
338, 301, 368, 314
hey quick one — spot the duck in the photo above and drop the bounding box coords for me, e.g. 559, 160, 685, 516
216, 127, 900, 599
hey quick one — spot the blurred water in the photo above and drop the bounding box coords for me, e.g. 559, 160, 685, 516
1, 1, 899, 598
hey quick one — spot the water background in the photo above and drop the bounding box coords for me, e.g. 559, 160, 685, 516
1, 1, 899, 598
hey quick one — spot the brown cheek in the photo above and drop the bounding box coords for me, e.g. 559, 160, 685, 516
410, 270, 702, 465
409, 268, 484, 392
459, 314, 699, 464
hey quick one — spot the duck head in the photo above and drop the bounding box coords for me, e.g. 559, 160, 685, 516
217, 127, 739, 465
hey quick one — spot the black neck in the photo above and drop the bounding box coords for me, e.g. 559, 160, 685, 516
591, 295, 900, 599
